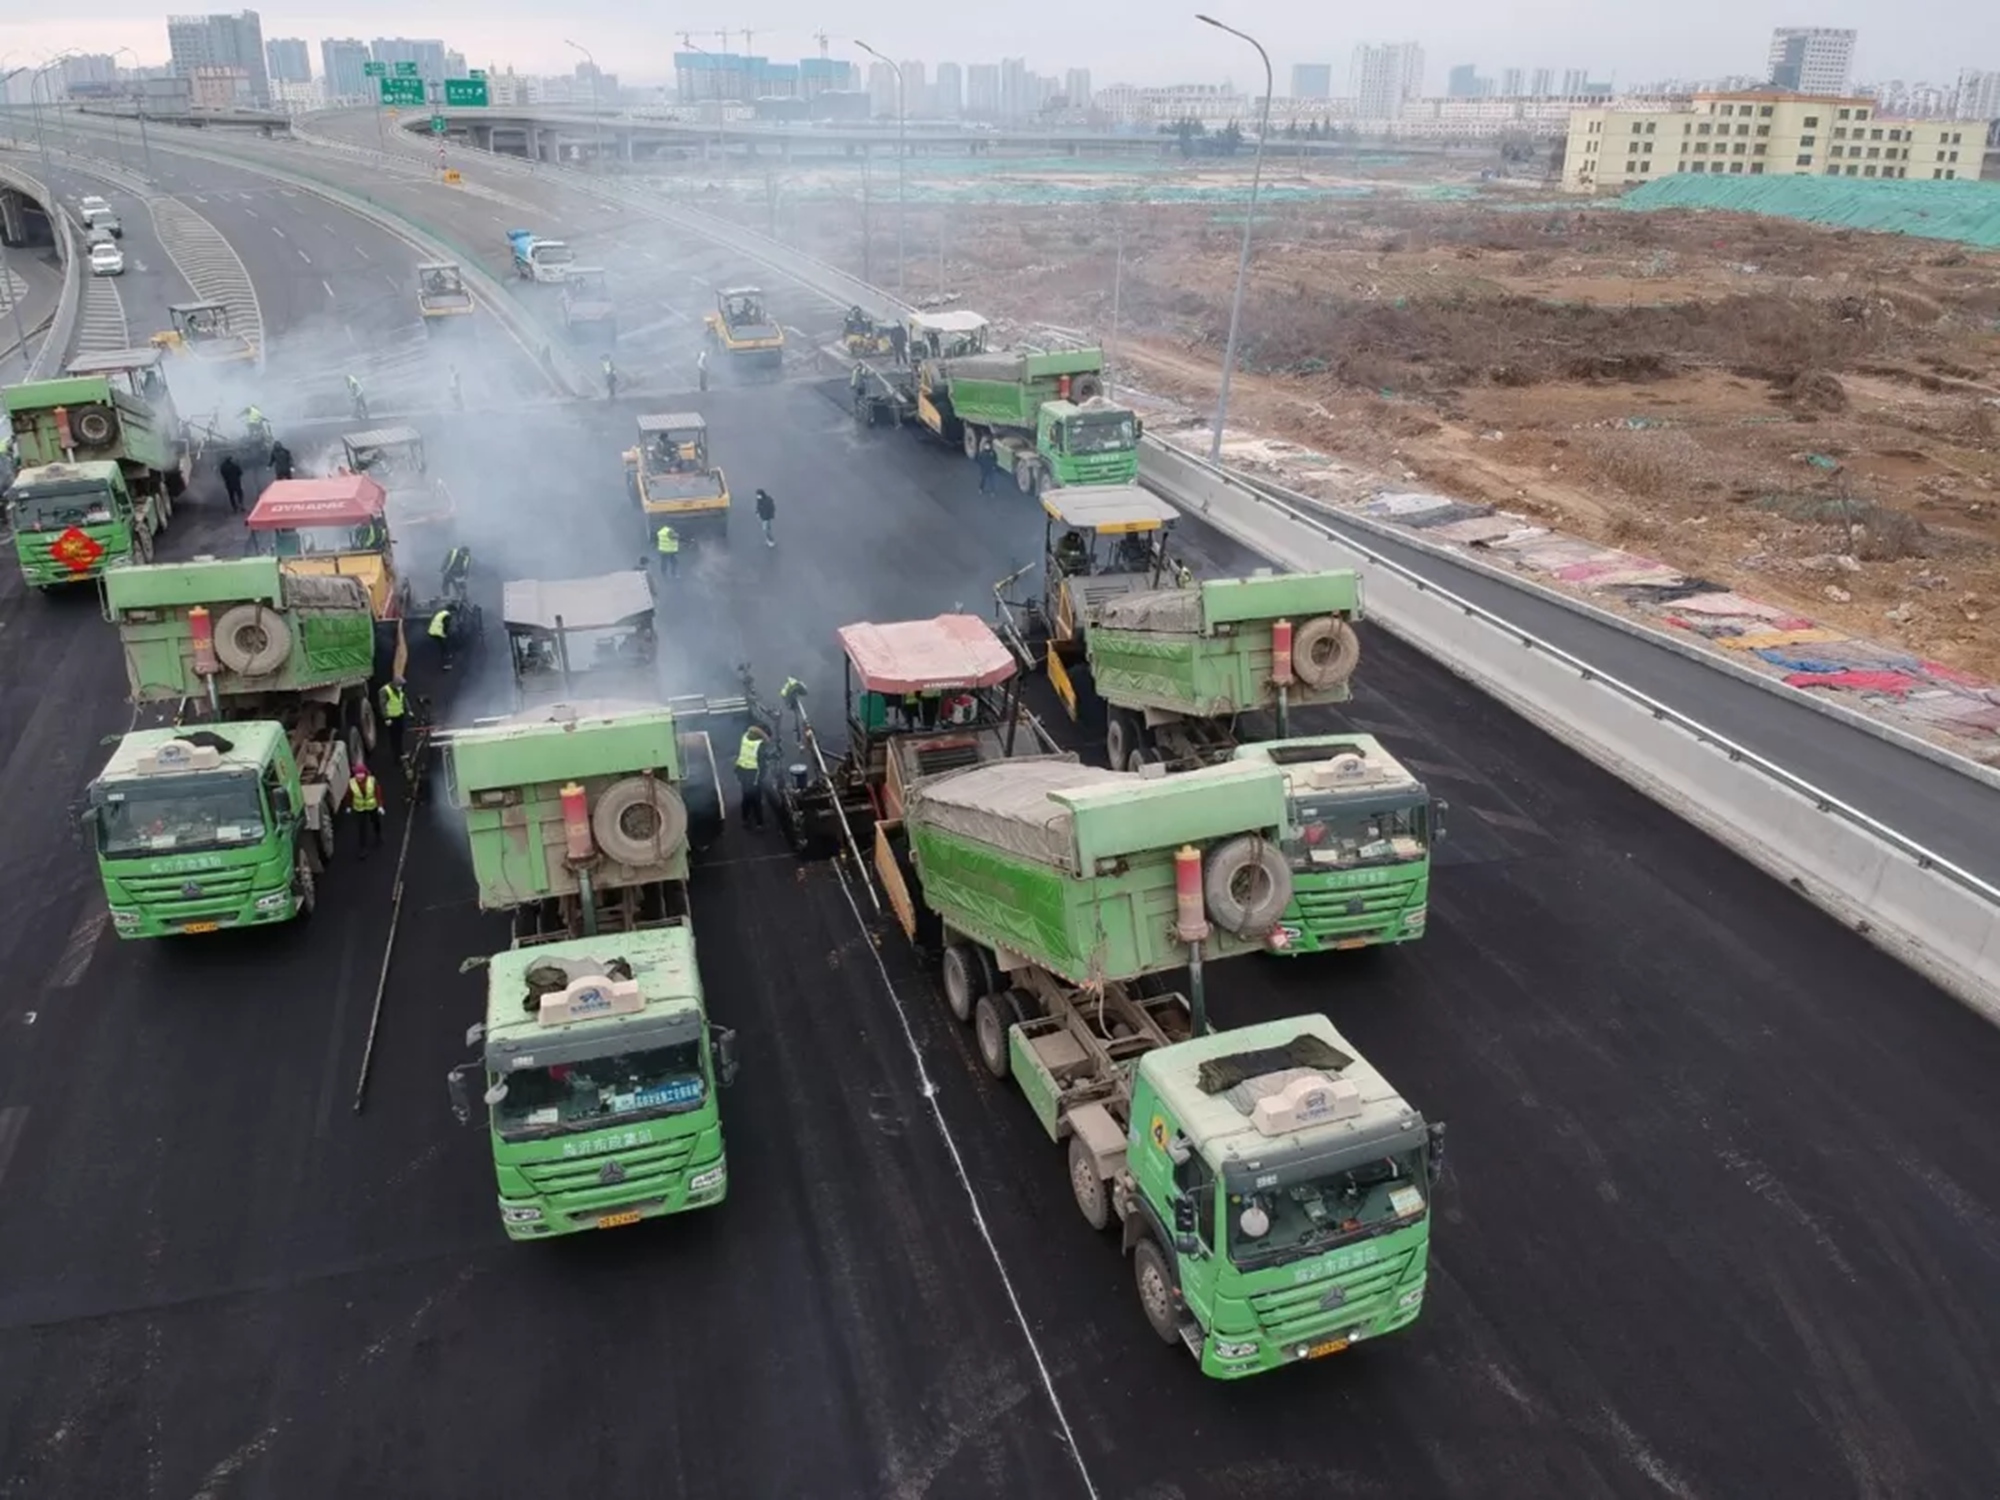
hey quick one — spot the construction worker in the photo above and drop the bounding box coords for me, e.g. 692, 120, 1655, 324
976, 438, 1000, 494
734, 725, 770, 829
218, 453, 245, 512
429, 605, 454, 672
349, 761, 384, 856
850, 361, 869, 423
888, 321, 907, 365
779, 675, 807, 742
655, 522, 679, 578
353, 514, 387, 552
697, 348, 709, 393
1055, 528, 1090, 577
602, 354, 618, 401
241, 405, 270, 446
754, 487, 776, 548
441, 545, 472, 602
377, 677, 408, 769
346, 373, 368, 420
268, 439, 294, 481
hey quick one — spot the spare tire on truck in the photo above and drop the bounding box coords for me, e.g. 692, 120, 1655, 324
212, 603, 293, 676
1203, 835, 1293, 937
71, 404, 120, 449
591, 776, 688, 866
1290, 615, 1362, 690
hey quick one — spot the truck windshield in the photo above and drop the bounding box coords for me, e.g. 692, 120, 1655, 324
92, 772, 267, 857
1227, 1146, 1430, 1270
1066, 414, 1136, 453
492, 1041, 707, 1141
10, 481, 117, 530
538, 245, 574, 266
1286, 800, 1428, 872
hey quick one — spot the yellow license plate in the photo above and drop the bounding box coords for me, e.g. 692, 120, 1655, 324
1307, 1338, 1350, 1360
1334, 939, 1371, 951
182, 921, 220, 934
597, 1210, 642, 1230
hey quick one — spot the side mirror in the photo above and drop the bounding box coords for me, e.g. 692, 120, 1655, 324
1427, 1121, 1448, 1185
447, 1066, 473, 1125
271, 786, 293, 820
714, 1026, 739, 1088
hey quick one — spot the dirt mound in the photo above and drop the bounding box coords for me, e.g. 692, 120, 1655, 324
1783, 369, 1850, 414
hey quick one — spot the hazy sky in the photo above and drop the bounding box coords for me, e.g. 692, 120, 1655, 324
3, 2, 1994, 92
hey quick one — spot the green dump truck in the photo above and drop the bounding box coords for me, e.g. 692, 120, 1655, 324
996, 490, 1432, 955
4, 350, 191, 586
877, 753, 1445, 1378
442, 702, 738, 1240
919, 345, 1139, 494
86, 557, 382, 938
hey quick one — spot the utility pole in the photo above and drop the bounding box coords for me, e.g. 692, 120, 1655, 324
1196, 13, 1273, 464
855, 43, 906, 293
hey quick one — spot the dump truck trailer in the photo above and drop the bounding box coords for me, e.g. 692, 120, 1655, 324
86, 556, 385, 938
878, 753, 1445, 1378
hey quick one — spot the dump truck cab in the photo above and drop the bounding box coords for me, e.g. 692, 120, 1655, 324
416, 261, 474, 324
704, 286, 784, 368
502, 572, 659, 711
1124, 1014, 1443, 1377
343, 426, 453, 530
775, 613, 1041, 860
246, 473, 410, 622
1034, 397, 1141, 488
623, 414, 729, 537
6, 459, 159, 583
152, 300, 256, 364
1233, 734, 1434, 954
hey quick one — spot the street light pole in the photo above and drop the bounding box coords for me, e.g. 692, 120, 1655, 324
564, 41, 603, 171
1196, 14, 1273, 464
855, 43, 906, 293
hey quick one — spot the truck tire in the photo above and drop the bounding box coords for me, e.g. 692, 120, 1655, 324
1291, 615, 1362, 690
1203, 835, 1293, 937
960, 424, 983, 460
974, 991, 1018, 1080
71, 403, 119, 448
1133, 1239, 1183, 1344
1015, 460, 1040, 496
315, 813, 336, 867
1069, 1135, 1112, 1231
941, 942, 983, 1023
1072, 372, 1104, 403
293, 853, 317, 920
133, 525, 154, 564
1105, 710, 1141, 772
213, 604, 292, 675
358, 693, 378, 754
592, 776, 688, 865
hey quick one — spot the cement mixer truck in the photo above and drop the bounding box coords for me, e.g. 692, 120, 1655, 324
85, 556, 384, 938
995, 488, 1435, 955
442, 700, 740, 1240
874, 753, 1445, 1378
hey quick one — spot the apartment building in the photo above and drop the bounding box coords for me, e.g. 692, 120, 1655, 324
1564, 90, 1989, 192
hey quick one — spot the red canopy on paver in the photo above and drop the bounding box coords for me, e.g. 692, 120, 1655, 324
837, 614, 1016, 694
245, 474, 388, 530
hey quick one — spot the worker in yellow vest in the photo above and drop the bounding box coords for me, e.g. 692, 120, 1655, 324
349, 761, 384, 857
428, 606, 454, 672
377, 678, 409, 770
655, 522, 679, 578
734, 725, 770, 829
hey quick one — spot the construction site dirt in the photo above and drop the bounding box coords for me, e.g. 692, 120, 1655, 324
726, 180, 2000, 684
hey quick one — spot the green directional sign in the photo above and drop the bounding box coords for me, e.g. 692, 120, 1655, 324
443, 77, 489, 107
469, 68, 486, 80
431, 115, 447, 134
393, 60, 419, 77
363, 61, 387, 78
379, 76, 426, 106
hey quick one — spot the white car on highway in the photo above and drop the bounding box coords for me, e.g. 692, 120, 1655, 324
79, 194, 109, 218
89, 241, 125, 277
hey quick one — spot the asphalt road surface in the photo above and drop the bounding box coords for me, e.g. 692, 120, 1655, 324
3, 125, 2000, 1500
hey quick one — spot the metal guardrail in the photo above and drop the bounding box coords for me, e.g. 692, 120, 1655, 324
0, 161, 83, 379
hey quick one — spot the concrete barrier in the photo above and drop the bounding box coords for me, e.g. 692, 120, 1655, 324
1142, 439, 2000, 1022
0, 162, 82, 380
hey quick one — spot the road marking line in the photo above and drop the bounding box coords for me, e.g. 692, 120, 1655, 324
271, 225, 286, 239
323, 279, 337, 301
0, 1107, 26, 1192
354, 243, 371, 261
298, 247, 312, 265
242, 207, 259, 219
48, 908, 107, 989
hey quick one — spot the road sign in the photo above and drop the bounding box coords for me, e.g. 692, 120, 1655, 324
363, 61, 387, 78
431, 115, 447, 135
469, 68, 486, 80
378, 76, 425, 107
393, 61, 420, 77
443, 78, 489, 108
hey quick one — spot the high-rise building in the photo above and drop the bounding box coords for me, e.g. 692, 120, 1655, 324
999, 56, 1028, 120
799, 58, 853, 98
59, 55, 119, 92
1066, 68, 1093, 108
1290, 63, 1331, 99
167, 12, 269, 107
1959, 68, 2000, 121
899, 60, 926, 116
370, 38, 447, 87
1561, 67, 1588, 95
1530, 67, 1553, 97
1446, 63, 1480, 98
934, 62, 963, 116
967, 62, 1000, 118
1500, 67, 1524, 96
1767, 28, 1857, 95
444, 50, 466, 80
321, 38, 369, 102
867, 60, 898, 118
1352, 42, 1423, 120
265, 37, 309, 83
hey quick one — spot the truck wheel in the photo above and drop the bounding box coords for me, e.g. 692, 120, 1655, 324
1069, 1135, 1112, 1231
1204, 836, 1295, 937
1133, 1240, 1183, 1345
973, 992, 1013, 1079
359, 693, 378, 754
293, 855, 317, 919
1105, 710, 1141, 772
134, 526, 154, 564
1015, 461, 1039, 496
941, 943, 982, 1023
316, 814, 336, 867
213, 604, 292, 675
1291, 615, 1363, 690
961, 424, 982, 460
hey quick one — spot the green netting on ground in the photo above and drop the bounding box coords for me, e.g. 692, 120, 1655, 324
1620, 175, 2000, 248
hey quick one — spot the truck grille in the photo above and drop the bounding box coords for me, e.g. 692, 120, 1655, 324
114, 867, 260, 906
519, 1135, 699, 1216
1248, 1246, 1418, 1343
1289, 878, 1422, 941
